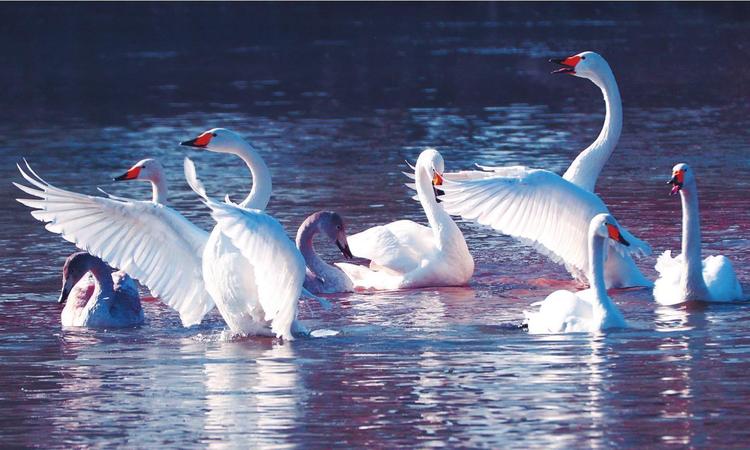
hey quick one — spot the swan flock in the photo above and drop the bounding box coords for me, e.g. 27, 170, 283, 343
14, 51, 745, 336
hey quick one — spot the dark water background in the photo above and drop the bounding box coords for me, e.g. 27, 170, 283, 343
1, 3, 749, 448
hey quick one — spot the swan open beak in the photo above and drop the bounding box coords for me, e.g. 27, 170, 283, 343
181, 132, 213, 148
114, 166, 141, 181
606, 224, 630, 246
668, 171, 684, 196
550, 55, 581, 74
433, 172, 445, 202
336, 240, 354, 259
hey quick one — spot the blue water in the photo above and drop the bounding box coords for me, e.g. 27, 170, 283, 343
1, 3, 750, 448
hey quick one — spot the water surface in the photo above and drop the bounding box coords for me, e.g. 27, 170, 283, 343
1, 3, 750, 448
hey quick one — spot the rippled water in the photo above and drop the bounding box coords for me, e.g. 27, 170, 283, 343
2, 3, 750, 448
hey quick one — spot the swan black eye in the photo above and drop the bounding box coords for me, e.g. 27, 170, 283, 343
212, 133, 218, 137
581, 56, 586, 60
336, 225, 342, 230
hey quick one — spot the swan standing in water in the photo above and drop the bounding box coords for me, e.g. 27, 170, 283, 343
524, 214, 629, 334
654, 163, 744, 305
438, 51, 651, 289
296, 211, 355, 294
183, 156, 305, 340
15, 158, 213, 326
336, 148, 474, 290
58, 252, 144, 327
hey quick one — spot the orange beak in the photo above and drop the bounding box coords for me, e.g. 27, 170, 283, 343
668, 170, 685, 195
432, 172, 444, 186
181, 131, 213, 148
113, 166, 141, 181
550, 55, 582, 74
606, 224, 630, 246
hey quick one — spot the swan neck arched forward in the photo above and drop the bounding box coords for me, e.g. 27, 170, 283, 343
589, 232, 610, 306
563, 67, 622, 192
415, 165, 455, 249
296, 221, 329, 278
89, 260, 115, 300
235, 142, 272, 210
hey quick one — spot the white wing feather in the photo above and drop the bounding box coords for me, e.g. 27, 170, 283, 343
14, 160, 213, 326
439, 166, 650, 278
184, 158, 305, 339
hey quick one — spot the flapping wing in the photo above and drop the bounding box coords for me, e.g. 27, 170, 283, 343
185, 157, 305, 340
439, 166, 614, 275
14, 160, 213, 326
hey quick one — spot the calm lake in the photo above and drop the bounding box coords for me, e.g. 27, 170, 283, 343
1, 3, 749, 448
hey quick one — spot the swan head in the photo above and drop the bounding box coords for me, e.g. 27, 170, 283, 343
113, 158, 165, 183
591, 213, 630, 247
311, 211, 353, 259
668, 163, 693, 195
417, 148, 445, 201
58, 252, 102, 304
550, 51, 610, 80
180, 128, 249, 154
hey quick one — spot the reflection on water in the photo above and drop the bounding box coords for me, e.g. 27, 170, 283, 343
2, 3, 750, 448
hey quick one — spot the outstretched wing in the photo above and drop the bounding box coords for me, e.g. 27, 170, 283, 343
14, 160, 213, 326
184, 157, 305, 340
439, 166, 649, 277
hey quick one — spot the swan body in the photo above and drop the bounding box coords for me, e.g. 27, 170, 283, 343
297, 211, 354, 294
654, 163, 744, 305
336, 148, 474, 290
525, 214, 629, 334
58, 252, 144, 327
439, 165, 651, 289
15, 158, 213, 326
183, 155, 305, 340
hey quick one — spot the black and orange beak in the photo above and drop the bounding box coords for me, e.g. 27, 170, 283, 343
336, 240, 353, 259
606, 224, 630, 246
433, 171, 445, 203
114, 166, 141, 181
550, 55, 582, 75
181, 132, 213, 148
668, 171, 684, 196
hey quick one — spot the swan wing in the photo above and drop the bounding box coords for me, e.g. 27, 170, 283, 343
347, 220, 434, 274
703, 255, 744, 302
14, 161, 213, 326
439, 167, 649, 276
184, 158, 305, 339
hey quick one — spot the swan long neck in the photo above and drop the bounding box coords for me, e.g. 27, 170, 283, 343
563, 67, 622, 191
296, 219, 331, 278
589, 232, 610, 305
234, 142, 272, 209
680, 184, 708, 294
150, 176, 168, 205
415, 165, 458, 249
88, 259, 115, 300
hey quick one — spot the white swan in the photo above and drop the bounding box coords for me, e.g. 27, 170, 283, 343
15, 159, 213, 326
436, 53, 650, 289
296, 211, 355, 294
550, 51, 622, 192
58, 252, 144, 327
654, 163, 744, 305
336, 148, 474, 289
183, 156, 305, 340
524, 213, 629, 334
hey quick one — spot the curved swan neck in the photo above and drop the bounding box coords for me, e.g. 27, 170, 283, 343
150, 176, 168, 205
296, 219, 330, 276
233, 142, 272, 209
563, 67, 622, 192
415, 165, 458, 248
87, 260, 115, 299
680, 184, 707, 293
